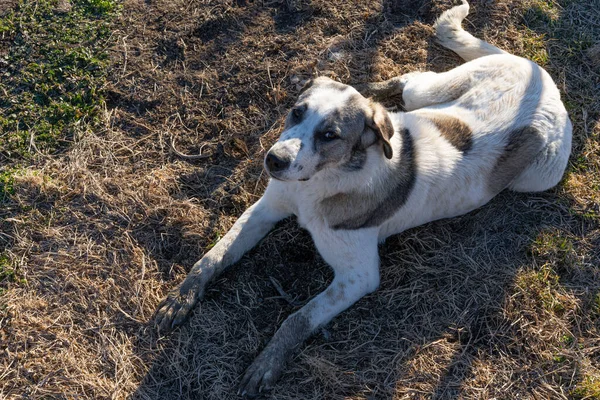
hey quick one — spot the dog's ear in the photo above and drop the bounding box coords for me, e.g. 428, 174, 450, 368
366, 101, 394, 159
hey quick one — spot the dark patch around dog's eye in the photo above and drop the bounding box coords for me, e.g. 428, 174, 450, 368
313, 108, 342, 144
323, 128, 416, 230
313, 129, 341, 149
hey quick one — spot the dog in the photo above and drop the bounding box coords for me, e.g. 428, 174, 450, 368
154, 1, 572, 397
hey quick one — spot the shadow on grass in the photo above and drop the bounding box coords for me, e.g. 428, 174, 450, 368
129, 0, 600, 399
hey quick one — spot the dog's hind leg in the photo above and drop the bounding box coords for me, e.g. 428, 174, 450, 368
356, 69, 472, 111
154, 184, 291, 332
401, 69, 473, 111
238, 229, 380, 397
353, 77, 405, 100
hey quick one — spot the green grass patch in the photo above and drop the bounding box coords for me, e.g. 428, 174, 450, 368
524, 0, 561, 26
553, 354, 566, 363
0, 168, 17, 203
530, 229, 577, 269
572, 375, 600, 399
0, 253, 25, 296
206, 232, 224, 251
0, 0, 119, 158
519, 28, 550, 66
515, 264, 570, 315
522, 0, 598, 64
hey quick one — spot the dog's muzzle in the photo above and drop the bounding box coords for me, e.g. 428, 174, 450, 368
264, 137, 303, 180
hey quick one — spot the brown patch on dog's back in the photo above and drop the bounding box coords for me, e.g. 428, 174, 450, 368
427, 115, 473, 153
489, 126, 545, 193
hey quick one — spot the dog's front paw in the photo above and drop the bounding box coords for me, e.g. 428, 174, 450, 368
238, 349, 285, 398
154, 278, 203, 333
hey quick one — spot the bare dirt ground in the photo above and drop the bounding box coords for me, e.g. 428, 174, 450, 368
2, 0, 600, 399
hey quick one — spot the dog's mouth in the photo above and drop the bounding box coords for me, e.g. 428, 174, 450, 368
267, 172, 285, 181
265, 169, 310, 182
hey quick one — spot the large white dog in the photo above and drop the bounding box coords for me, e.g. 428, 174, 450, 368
155, 1, 572, 396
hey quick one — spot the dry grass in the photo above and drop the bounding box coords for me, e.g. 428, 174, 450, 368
1, 0, 599, 399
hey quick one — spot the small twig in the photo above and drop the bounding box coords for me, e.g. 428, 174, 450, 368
170, 134, 210, 160
28, 130, 38, 153
121, 36, 128, 75
253, 168, 266, 195
269, 276, 302, 307
114, 302, 145, 324
27, 130, 49, 159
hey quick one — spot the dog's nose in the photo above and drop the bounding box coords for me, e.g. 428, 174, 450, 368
265, 152, 290, 172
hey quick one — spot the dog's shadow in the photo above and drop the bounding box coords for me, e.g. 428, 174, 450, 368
131, 190, 596, 400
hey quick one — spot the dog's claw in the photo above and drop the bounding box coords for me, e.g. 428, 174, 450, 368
157, 303, 183, 332
172, 300, 193, 328
154, 286, 200, 334
238, 349, 284, 398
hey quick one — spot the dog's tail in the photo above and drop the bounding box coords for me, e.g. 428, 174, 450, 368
433, 0, 507, 61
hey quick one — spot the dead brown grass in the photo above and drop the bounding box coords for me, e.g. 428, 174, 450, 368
1, 0, 599, 399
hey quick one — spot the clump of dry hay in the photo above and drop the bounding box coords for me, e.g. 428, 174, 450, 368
1, 0, 599, 399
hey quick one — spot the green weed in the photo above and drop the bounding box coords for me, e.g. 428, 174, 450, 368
520, 29, 550, 66
515, 264, 569, 315
0, 168, 17, 203
572, 375, 600, 399
0, 253, 25, 296
530, 230, 577, 268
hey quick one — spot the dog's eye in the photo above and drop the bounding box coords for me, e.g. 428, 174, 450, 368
322, 131, 339, 141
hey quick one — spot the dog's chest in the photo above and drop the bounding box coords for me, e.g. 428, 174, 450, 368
283, 185, 332, 232
295, 196, 325, 230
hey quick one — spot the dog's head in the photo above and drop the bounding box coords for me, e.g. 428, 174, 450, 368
264, 77, 395, 182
